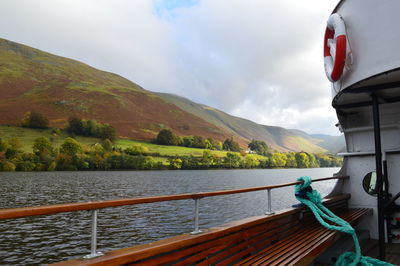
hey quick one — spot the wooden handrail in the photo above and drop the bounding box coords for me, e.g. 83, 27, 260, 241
51, 194, 353, 266
0, 176, 348, 220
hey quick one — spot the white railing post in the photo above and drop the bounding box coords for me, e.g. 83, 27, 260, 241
83, 210, 104, 259
191, 198, 203, 234
265, 189, 275, 215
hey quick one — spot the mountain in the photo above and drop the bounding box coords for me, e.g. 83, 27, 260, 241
155, 93, 330, 152
0, 38, 226, 141
0, 38, 343, 153
288, 129, 345, 153
309, 134, 346, 154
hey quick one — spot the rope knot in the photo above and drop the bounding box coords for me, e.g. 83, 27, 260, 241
295, 176, 312, 191
295, 176, 317, 202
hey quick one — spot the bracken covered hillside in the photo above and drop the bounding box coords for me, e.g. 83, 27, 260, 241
0, 38, 343, 152
0, 38, 227, 141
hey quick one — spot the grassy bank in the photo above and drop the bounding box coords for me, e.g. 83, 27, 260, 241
0, 125, 99, 152
0, 125, 249, 158
0, 125, 341, 171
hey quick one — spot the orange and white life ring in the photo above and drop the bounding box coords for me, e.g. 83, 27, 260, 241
324, 13, 349, 82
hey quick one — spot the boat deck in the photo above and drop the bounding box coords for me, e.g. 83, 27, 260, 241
314, 238, 399, 266
364, 241, 400, 266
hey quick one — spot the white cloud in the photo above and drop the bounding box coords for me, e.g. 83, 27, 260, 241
0, 0, 341, 135
162, 0, 340, 134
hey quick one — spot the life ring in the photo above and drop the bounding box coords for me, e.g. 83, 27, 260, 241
324, 13, 348, 82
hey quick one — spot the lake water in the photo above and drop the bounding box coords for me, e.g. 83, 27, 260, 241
0, 168, 340, 265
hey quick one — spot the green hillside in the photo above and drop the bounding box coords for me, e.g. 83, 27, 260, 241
0, 125, 264, 162
0, 38, 343, 153
155, 92, 329, 153
310, 134, 346, 154
0, 125, 99, 152
0, 38, 226, 141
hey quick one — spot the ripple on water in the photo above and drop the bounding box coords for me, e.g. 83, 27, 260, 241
0, 168, 340, 264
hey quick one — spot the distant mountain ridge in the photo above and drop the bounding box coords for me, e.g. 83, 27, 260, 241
155, 93, 337, 153
0, 38, 344, 153
309, 134, 346, 154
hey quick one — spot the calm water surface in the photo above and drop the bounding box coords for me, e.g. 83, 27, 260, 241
0, 168, 340, 265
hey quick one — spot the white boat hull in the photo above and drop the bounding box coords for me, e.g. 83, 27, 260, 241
332, 0, 400, 107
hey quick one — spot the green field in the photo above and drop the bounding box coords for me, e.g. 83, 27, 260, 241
116, 138, 229, 157
0, 125, 100, 152
0, 125, 263, 161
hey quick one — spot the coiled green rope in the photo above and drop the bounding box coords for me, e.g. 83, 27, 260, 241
294, 176, 394, 266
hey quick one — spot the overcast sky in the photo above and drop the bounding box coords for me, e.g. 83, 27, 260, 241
0, 0, 341, 135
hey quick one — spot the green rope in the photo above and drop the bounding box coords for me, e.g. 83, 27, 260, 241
294, 176, 394, 266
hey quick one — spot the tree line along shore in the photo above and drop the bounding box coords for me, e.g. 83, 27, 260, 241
0, 112, 342, 171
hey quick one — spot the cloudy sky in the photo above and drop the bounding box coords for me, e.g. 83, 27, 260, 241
0, 0, 341, 135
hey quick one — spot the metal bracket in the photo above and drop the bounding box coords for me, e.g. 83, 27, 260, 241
83, 251, 104, 259
83, 210, 104, 259
265, 189, 275, 215
190, 199, 203, 234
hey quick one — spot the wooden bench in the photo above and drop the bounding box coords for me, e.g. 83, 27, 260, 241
53, 194, 372, 266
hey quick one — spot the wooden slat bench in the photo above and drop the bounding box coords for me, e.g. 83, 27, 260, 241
53, 194, 372, 266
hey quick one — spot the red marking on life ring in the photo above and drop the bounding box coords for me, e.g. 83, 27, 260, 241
324, 14, 348, 82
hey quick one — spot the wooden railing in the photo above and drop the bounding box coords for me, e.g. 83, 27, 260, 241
0, 176, 346, 220
0, 175, 348, 259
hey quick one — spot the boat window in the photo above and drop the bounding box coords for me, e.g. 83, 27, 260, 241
362, 171, 377, 196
